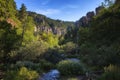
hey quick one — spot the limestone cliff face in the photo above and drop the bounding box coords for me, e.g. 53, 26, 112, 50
36, 26, 66, 36
95, 6, 104, 15
27, 11, 74, 36
75, 11, 95, 27
75, 6, 104, 27
87, 11, 95, 22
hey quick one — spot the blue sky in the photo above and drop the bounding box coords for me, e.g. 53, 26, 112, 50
15, 0, 104, 21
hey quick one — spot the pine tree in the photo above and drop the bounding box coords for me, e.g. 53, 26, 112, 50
19, 4, 27, 22
19, 4, 28, 45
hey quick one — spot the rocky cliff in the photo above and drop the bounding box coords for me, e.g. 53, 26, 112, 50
28, 11, 74, 36
75, 6, 104, 27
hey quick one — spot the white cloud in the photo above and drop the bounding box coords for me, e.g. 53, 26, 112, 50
36, 9, 61, 15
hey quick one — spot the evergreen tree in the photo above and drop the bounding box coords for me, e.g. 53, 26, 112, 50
19, 4, 28, 45
19, 4, 27, 22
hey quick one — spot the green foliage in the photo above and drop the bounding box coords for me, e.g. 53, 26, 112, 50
0, 0, 17, 19
0, 0, 120, 80
18, 4, 27, 22
15, 61, 41, 71
79, 43, 120, 70
15, 60, 55, 73
98, 64, 120, 80
4, 67, 39, 80
0, 21, 20, 52
64, 27, 78, 43
62, 42, 77, 55
104, 64, 120, 72
102, 0, 114, 7
39, 32, 59, 47
18, 4, 36, 45
39, 59, 55, 72
22, 16, 36, 44
78, 27, 90, 45
57, 60, 84, 75
0, 21, 21, 62
77, 2, 120, 70
16, 41, 49, 61
43, 48, 64, 64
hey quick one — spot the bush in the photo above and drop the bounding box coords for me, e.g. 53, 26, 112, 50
15, 61, 41, 72
98, 64, 120, 80
39, 59, 55, 72
43, 48, 64, 64
15, 60, 55, 72
104, 64, 120, 72
62, 42, 77, 54
4, 67, 39, 80
16, 41, 49, 61
57, 60, 84, 75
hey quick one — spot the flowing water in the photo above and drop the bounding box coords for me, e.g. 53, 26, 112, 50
38, 69, 60, 80
39, 58, 80, 80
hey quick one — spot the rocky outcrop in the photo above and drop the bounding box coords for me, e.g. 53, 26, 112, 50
28, 11, 73, 36
7, 18, 17, 27
36, 26, 66, 36
76, 11, 95, 27
78, 16, 88, 27
95, 6, 104, 15
75, 6, 104, 27
87, 11, 95, 22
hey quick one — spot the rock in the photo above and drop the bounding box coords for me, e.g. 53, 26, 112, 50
75, 11, 95, 27
86, 11, 95, 22
79, 16, 88, 27
95, 6, 104, 15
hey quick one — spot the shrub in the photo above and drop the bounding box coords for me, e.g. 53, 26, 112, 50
15, 60, 55, 72
104, 64, 120, 72
4, 67, 39, 80
39, 59, 55, 72
16, 41, 49, 61
43, 48, 64, 64
18, 67, 39, 80
57, 60, 84, 75
98, 64, 120, 80
15, 61, 41, 72
62, 42, 77, 54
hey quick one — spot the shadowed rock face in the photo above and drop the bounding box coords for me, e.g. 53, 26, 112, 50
95, 6, 104, 15
75, 6, 105, 27
79, 16, 88, 27
86, 11, 95, 22
76, 11, 95, 27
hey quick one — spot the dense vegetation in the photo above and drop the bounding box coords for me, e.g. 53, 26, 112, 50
0, 0, 120, 80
